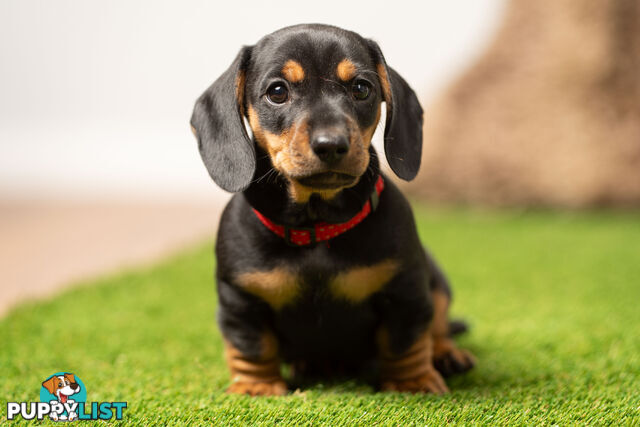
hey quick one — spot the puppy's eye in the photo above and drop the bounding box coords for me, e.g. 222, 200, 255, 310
266, 84, 289, 104
352, 80, 371, 100
58, 383, 62, 388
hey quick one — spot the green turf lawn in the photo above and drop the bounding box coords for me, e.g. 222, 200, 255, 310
2, 206, 640, 425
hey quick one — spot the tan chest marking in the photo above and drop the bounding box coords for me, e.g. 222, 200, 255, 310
235, 268, 300, 309
330, 259, 399, 302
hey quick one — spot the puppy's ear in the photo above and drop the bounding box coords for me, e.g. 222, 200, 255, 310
64, 373, 76, 383
42, 376, 57, 394
367, 40, 423, 181
191, 46, 255, 192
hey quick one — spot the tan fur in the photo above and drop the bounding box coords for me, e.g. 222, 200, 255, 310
361, 105, 382, 145
330, 259, 399, 302
430, 288, 476, 369
227, 381, 287, 396
288, 181, 341, 203
282, 60, 305, 83
247, 93, 380, 204
336, 59, 357, 81
248, 105, 343, 203
247, 104, 299, 174
224, 336, 287, 396
377, 329, 448, 394
235, 267, 300, 309
235, 71, 246, 114
377, 64, 392, 106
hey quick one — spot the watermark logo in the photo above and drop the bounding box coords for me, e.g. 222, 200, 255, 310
6, 372, 127, 421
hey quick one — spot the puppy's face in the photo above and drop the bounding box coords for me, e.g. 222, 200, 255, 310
42, 373, 81, 400
57, 374, 80, 396
244, 27, 383, 199
191, 24, 423, 195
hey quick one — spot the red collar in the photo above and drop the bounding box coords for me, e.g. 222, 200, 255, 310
252, 175, 384, 246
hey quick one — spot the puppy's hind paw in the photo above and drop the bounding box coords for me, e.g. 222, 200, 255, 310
433, 339, 476, 377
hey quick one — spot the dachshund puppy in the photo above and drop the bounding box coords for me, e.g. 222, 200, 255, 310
191, 24, 475, 396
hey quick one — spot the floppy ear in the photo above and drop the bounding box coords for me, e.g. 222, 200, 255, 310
42, 376, 58, 394
64, 373, 76, 383
367, 40, 423, 181
190, 46, 255, 192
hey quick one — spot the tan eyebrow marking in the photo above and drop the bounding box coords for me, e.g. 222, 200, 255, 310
281, 60, 305, 83
336, 59, 357, 81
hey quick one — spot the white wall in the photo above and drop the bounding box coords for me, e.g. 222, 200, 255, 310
0, 0, 504, 201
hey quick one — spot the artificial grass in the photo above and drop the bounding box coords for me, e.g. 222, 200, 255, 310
2, 206, 639, 425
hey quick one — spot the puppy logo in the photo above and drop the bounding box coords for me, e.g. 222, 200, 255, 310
40, 373, 86, 422
42, 373, 81, 404
6, 372, 127, 421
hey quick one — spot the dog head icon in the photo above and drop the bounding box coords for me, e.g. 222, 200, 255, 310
42, 373, 81, 404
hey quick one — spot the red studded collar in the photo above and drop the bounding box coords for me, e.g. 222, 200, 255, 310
252, 175, 384, 246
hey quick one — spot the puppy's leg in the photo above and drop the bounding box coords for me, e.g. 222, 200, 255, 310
224, 333, 287, 396
430, 289, 475, 376
425, 249, 476, 377
374, 269, 448, 394
217, 279, 287, 396
378, 328, 448, 394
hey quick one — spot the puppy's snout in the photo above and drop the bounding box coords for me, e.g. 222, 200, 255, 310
311, 132, 349, 164
70, 383, 79, 391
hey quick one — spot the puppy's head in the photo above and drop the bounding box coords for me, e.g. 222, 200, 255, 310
42, 373, 81, 400
191, 24, 423, 200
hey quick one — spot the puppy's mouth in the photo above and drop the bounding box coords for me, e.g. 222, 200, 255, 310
296, 172, 357, 189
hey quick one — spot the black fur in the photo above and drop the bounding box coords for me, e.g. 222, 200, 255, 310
191, 47, 255, 192
367, 40, 423, 181
192, 24, 454, 380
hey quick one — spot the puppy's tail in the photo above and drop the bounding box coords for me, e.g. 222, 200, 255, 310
448, 319, 470, 337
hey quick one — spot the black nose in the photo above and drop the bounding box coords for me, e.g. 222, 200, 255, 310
311, 134, 349, 163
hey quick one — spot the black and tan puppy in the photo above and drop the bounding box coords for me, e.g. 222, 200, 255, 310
191, 24, 475, 396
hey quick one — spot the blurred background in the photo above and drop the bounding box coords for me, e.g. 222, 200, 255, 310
1, 0, 638, 315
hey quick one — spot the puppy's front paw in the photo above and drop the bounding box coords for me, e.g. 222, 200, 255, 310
381, 368, 449, 394
227, 380, 288, 396
433, 338, 476, 377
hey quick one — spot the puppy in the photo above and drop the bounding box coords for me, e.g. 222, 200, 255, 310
191, 24, 475, 396
42, 373, 81, 420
